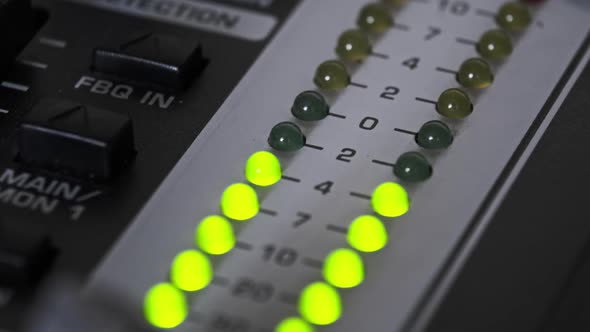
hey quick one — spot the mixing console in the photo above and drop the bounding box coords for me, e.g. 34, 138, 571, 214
0, 0, 589, 331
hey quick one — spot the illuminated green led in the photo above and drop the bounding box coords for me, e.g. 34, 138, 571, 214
220, 183, 259, 221
170, 250, 212, 292
144, 283, 188, 329
347, 215, 388, 253
245, 151, 282, 187
275, 317, 315, 332
371, 182, 410, 217
196, 215, 236, 255
323, 248, 365, 289
299, 282, 342, 326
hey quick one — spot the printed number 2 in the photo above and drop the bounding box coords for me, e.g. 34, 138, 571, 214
336, 148, 357, 163
380, 86, 400, 100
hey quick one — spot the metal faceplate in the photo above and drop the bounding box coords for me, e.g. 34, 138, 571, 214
87, 1, 590, 331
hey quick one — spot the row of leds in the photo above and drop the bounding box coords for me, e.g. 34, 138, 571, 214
143, 0, 541, 330
392, 1, 537, 182
269, 1, 536, 184
276, 183, 410, 332
406, 0, 536, 181
144, 151, 283, 328
271, 1, 414, 331
273, 1, 540, 331
142, 153, 407, 330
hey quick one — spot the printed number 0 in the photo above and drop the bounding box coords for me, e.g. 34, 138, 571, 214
439, 0, 470, 15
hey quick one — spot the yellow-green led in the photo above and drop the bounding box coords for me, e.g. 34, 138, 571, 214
275, 317, 315, 332
371, 182, 410, 217
196, 215, 236, 255
456, 58, 494, 89
170, 250, 212, 292
347, 215, 388, 253
220, 183, 259, 221
323, 248, 365, 289
496, 2, 531, 32
298, 282, 342, 325
437, 88, 473, 119
144, 283, 188, 329
314, 60, 350, 91
477, 29, 513, 60
245, 151, 282, 187
335, 29, 372, 62
357, 3, 393, 33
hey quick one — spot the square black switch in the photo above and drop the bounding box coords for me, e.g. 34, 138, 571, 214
17, 99, 135, 180
92, 32, 206, 90
0, 220, 55, 288
0, 0, 34, 72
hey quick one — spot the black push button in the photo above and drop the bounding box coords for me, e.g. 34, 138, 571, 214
92, 32, 206, 89
0, 221, 55, 288
0, 0, 34, 73
17, 99, 135, 180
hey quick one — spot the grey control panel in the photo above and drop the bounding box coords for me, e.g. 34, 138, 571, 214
86, 0, 590, 332
0, 0, 589, 331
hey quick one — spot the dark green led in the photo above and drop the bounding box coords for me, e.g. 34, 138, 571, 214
268, 122, 306, 152
357, 3, 393, 33
436, 88, 473, 120
456, 58, 494, 89
415, 121, 454, 149
394, 152, 432, 182
335, 29, 372, 62
496, 2, 532, 32
477, 29, 513, 60
291, 91, 330, 121
314, 60, 350, 91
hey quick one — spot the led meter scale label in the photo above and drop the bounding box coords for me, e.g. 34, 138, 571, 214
76, 0, 277, 41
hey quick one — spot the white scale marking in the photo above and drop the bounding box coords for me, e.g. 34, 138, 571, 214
1, 81, 29, 92
18, 59, 48, 70
39, 37, 67, 48
76, 190, 104, 203
0, 109, 8, 114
